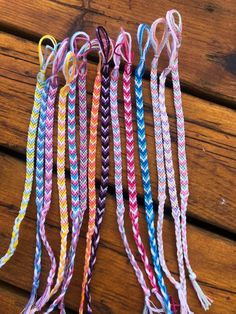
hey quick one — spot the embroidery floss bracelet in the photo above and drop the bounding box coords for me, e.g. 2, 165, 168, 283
135, 23, 173, 314
0, 35, 56, 269
110, 29, 165, 314
23, 36, 57, 314
167, 10, 212, 309
84, 26, 113, 314
151, 10, 212, 312
45, 33, 97, 314
31, 38, 70, 313
79, 41, 103, 314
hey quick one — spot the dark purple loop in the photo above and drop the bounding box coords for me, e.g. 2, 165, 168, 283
96, 26, 110, 65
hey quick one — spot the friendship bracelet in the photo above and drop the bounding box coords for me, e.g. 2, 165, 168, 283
0, 35, 56, 269
79, 47, 103, 314
152, 12, 192, 313
49, 51, 77, 299
23, 38, 57, 314
31, 38, 69, 313
111, 29, 165, 314
167, 11, 212, 309
46, 33, 98, 314
84, 26, 112, 314
135, 24, 173, 314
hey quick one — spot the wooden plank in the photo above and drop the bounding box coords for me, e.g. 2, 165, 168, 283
0, 152, 236, 313
0, 281, 31, 313
1, 32, 236, 232
1, 0, 235, 103
0, 280, 75, 314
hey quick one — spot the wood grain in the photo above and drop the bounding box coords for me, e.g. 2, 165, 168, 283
1, 0, 235, 103
0, 32, 236, 232
0, 152, 236, 314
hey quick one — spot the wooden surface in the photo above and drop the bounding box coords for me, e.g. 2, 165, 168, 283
0, 1, 236, 313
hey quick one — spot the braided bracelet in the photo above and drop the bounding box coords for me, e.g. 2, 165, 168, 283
23, 36, 57, 314
0, 35, 56, 269
31, 39, 69, 313
83, 26, 113, 314
167, 11, 212, 310
79, 45, 103, 314
110, 29, 165, 314
45, 33, 98, 314
135, 24, 173, 314
150, 10, 212, 313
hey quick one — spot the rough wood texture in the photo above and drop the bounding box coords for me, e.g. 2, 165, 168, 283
1, 0, 236, 103
0, 2, 236, 313
1, 32, 236, 233
0, 153, 236, 314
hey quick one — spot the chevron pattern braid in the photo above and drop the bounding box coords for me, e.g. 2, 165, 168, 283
135, 70, 172, 314
151, 65, 176, 285
78, 70, 88, 243
159, 69, 193, 314
85, 61, 111, 314
112, 67, 166, 314
32, 83, 59, 312
151, 65, 183, 314
171, 57, 212, 310
123, 64, 165, 301
48, 83, 70, 298
79, 71, 102, 314
46, 75, 81, 313
23, 81, 50, 313
0, 76, 44, 268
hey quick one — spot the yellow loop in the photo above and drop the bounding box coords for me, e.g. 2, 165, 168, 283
38, 35, 57, 69
63, 51, 77, 85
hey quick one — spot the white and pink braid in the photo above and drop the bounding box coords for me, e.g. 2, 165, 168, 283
167, 9, 212, 310
110, 29, 165, 313
150, 10, 212, 313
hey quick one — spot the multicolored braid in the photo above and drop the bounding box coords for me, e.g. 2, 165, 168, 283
23, 37, 57, 314
31, 39, 69, 313
24, 81, 50, 314
79, 51, 102, 314
0, 35, 56, 269
84, 26, 112, 314
110, 29, 165, 314
135, 24, 173, 314
46, 34, 96, 314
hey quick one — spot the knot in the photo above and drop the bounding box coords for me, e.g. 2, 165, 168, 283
189, 271, 197, 281
136, 23, 150, 78
70, 31, 90, 55
52, 38, 69, 76
38, 34, 57, 70
96, 26, 111, 65
175, 282, 182, 291
150, 17, 169, 59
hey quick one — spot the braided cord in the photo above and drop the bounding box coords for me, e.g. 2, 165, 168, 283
32, 40, 70, 312
135, 24, 172, 314
24, 81, 50, 313
0, 75, 44, 268
169, 15, 212, 307
79, 66, 102, 314
32, 82, 58, 312
85, 33, 111, 313
110, 31, 166, 312
123, 63, 166, 302
111, 67, 150, 294
45, 75, 78, 314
